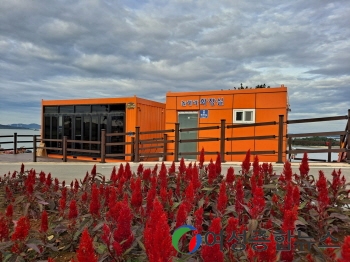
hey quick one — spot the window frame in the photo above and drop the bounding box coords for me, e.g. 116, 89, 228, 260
233, 109, 256, 123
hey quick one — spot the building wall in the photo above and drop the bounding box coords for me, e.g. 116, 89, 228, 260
165, 86, 288, 162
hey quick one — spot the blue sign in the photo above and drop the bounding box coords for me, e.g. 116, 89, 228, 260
200, 110, 209, 118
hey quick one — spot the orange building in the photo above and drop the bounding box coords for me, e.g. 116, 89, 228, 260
41, 96, 165, 161
165, 86, 288, 162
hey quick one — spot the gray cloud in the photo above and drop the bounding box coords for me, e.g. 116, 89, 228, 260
0, 0, 349, 134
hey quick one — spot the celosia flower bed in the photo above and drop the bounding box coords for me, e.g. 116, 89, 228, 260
0, 150, 350, 261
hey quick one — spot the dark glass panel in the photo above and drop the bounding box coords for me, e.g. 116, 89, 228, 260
110, 104, 125, 112
60, 106, 74, 113
83, 116, 90, 151
91, 115, 99, 151
44, 106, 58, 113
75, 105, 91, 113
44, 116, 51, 149
52, 116, 58, 148
75, 117, 82, 149
92, 105, 108, 113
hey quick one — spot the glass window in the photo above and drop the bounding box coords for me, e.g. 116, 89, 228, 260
60, 106, 74, 113
236, 112, 243, 121
75, 105, 91, 113
233, 109, 255, 123
44, 106, 58, 113
92, 105, 108, 113
110, 104, 125, 112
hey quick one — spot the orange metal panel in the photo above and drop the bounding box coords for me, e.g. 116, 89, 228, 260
233, 94, 256, 108
256, 92, 287, 109
166, 109, 177, 123
198, 109, 232, 125
255, 109, 286, 122
166, 97, 177, 110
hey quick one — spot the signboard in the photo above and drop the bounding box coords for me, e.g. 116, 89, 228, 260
126, 102, 136, 109
200, 110, 209, 118
180, 97, 224, 107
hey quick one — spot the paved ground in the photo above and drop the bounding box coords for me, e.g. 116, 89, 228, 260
1, 153, 350, 184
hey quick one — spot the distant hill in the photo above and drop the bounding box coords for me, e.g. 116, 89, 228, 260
9, 123, 41, 129
0, 124, 28, 129
0, 123, 41, 130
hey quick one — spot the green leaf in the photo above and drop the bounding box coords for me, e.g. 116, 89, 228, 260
298, 201, 308, 210
95, 242, 107, 254
136, 238, 146, 251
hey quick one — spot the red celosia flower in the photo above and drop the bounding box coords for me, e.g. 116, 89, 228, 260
194, 207, 204, 234
0, 216, 9, 241
338, 236, 350, 262
283, 182, 294, 213
201, 218, 224, 262
20, 163, 24, 174
159, 162, 168, 188
217, 181, 228, 214
11, 216, 30, 241
215, 153, 221, 175
160, 187, 168, 206
137, 163, 144, 175
89, 183, 100, 217
252, 155, 259, 176
316, 171, 330, 211
258, 233, 277, 262
46, 173, 52, 187
225, 217, 238, 248
293, 185, 300, 206
249, 187, 265, 219
179, 158, 186, 174
146, 184, 157, 215
143, 168, 151, 182
175, 202, 188, 228
226, 167, 235, 184
241, 150, 251, 174
82, 192, 88, 203
69, 200, 78, 219
235, 177, 244, 214
208, 159, 217, 185
282, 206, 298, 233
144, 198, 174, 262
39, 171, 46, 184
192, 164, 201, 193
112, 200, 134, 252
283, 160, 293, 182
124, 162, 132, 181
110, 166, 117, 184
54, 178, 59, 192
74, 179, 79, 193
101, 224, 111, 245
108, 186, 116, 209
59, 198, 66, 216
131, 177, 143, 209
185, 166, 193, 182
91, 164, 97, 177
151, 164, 158, 176
5, 204, 13, 218
299, 152, 309, 178
168, 161, 176, 174
117, 164, 124, 180
40, 210, 48, 233
272, 194, 279, 204
199, 147, 205, 169
77, 229, 97, 262
184, 181, 194, 211
48, 258, 55, 262
112, 241, 124, 257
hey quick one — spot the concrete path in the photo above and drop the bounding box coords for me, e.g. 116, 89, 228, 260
1, 153, 350, 184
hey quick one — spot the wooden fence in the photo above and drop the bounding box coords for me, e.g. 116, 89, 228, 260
1, 110, 349, 163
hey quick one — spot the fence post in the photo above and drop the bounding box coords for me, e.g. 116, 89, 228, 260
277, 115, 284, 163
100, 129, 106, 163
62, 136, 67, 162
131, 137, 135, 162
347, 109, 350, 163
14, 132, 17, 154
134, 127, 140, 162
327, 142, 332, 163
163, 134, 168, 161
220, 119, 226, 163
33, 135, 37, 162
288, 136, 292, 161
174, 123, 180, 162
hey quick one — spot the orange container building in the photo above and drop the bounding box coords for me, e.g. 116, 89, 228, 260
165, 86, 289, 162
41, 96, 165, 161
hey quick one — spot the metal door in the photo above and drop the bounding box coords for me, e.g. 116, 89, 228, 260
178, 111, 198, 160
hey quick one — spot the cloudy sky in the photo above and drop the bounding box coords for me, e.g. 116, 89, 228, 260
0, 0, 349, 133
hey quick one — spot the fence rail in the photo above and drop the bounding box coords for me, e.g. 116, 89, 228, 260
1, 109, 349, 164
